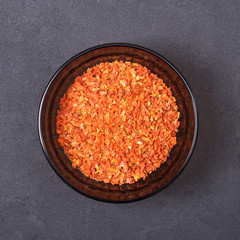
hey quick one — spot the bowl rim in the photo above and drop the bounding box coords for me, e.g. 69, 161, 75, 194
38, 43, 198, 203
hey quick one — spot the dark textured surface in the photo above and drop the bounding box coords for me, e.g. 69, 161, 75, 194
0, 0, 239, 239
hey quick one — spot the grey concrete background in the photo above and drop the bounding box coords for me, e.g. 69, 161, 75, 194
0, 0, 239, 239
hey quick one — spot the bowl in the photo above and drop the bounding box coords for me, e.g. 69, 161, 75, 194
38, 43, 198, 202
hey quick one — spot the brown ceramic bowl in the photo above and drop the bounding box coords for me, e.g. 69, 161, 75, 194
38, 43, 198, 202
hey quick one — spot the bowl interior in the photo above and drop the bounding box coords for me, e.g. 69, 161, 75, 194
39, 45, 197, 202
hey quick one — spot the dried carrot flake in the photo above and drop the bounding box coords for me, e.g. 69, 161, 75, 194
56, 60, 180, 185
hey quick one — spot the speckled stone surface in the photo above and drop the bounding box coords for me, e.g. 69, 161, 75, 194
0, 0, 239, 239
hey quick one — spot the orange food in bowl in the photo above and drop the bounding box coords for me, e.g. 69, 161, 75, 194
56, 60, 180, 185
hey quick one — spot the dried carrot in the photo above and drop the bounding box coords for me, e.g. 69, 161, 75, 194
56, 60, 180, 185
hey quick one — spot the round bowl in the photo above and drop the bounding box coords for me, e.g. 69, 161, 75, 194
38, 43, 198, 203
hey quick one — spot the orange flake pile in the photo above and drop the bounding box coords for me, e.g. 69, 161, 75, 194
56, 60, 180, 185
